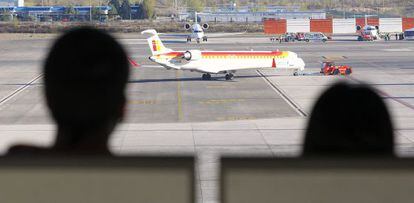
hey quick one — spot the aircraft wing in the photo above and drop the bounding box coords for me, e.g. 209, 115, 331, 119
159, 32, 246, 38
159, 33, 191, 38
204, 32, 247, 38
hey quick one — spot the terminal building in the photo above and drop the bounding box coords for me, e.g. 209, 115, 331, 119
179, 4, 326, 23
198, 11, 326, 23
0, 6, 113, 21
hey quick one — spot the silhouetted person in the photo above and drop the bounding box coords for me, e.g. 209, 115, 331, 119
8, 27, 129, 155
303, 82, 394, 157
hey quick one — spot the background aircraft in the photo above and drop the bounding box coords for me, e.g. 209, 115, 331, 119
142, 29, 305, 80
163, 12, 209, 43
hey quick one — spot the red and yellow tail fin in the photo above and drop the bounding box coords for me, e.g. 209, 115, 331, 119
141, 29, 172, 55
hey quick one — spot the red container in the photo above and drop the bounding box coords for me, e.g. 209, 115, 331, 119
356, 18, 379, 28
403, 18, 414, 31
264, 19, 287, 34
310, 19, 333, 34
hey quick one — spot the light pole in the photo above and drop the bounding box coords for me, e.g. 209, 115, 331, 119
90, 0, 92, 22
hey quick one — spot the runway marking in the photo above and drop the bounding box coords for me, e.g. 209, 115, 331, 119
0, 74, 43, 107
206, 85, 235, 89
200, 98, 245, 105
216, 115, 256, 121
140, 65, 164, 68
129, 100, 156, 105
176, 70, 184, 121
382, 48, 412, 52
349, 76, 414, 111
256, 70, 308, 117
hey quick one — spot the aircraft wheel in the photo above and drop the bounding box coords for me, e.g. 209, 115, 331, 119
197, 39, 200, 43
293, 71, 298, 76
225, 73, 234, 80
202, 74, 211, 80
203, 36, 207, 41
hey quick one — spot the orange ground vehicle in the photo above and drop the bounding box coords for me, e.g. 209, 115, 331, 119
320, 61, 352, 75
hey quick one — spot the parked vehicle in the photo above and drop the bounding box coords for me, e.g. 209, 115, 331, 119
320, 61, 352, 76
304, 32, 328, 42
296, 32, 305, 41
283, 33, 297, 42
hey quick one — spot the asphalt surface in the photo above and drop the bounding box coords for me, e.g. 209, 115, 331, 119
2, 34, 414, 203
2, 35, 414, 125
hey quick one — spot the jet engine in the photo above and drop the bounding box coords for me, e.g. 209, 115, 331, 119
202, 23, 209, 30
182, 50, 202, 61
184, 23, 191, 30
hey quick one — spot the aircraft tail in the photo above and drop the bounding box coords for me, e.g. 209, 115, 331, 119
141, 29, 172, 55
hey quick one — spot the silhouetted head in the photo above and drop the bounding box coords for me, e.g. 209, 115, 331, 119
44, 27, 129, 151
303, 82, 394, 157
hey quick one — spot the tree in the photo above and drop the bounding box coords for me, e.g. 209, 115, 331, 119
119, 0, 132, 19
109, 0, 121, 16
91, 6, 102, 21
65, 5, 78, 15
187, 0, 204, 12
0, 8, 12, 21
142, 0, 155, 19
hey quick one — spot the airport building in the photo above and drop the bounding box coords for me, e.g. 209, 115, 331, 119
0, 6, 113, 21
0, 5, 142, 21
198, 11, 326, 23
178, 4, 325, 23
0, 0, 23, 7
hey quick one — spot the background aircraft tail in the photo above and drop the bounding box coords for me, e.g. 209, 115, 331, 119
141, 29, 172, 55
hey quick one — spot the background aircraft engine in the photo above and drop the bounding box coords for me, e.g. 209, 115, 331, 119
184, 24, 191, 30
202, 23, 209, 30
183, 50, 202, 61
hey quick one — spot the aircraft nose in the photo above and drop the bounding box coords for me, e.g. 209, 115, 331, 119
295, 58, 305, 70
149, 56, 155, 62
297, 58, 305, 70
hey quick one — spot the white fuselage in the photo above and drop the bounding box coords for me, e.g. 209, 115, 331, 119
190, 24, 204, 40
150, 50, 305, 74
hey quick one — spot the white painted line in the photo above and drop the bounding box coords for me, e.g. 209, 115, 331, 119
256, 70, 308, 117
0, 74, 43, 107
382, 48, 412, 52
140, 65, 165, 68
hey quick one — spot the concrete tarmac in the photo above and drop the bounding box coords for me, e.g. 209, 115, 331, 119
1, 34, 414, 203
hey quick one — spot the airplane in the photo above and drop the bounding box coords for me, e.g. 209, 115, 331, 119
142, 29, 305, 80
164, 12, 209, 43
184, 22, 209, 43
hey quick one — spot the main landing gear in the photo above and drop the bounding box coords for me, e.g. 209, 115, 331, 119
201, 73, 234, 80
202, 73, 211, 80
225, 73, 234, 80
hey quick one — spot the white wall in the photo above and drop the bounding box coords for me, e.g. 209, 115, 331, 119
333, 19, 356, 34
379, 18, 402, 33
286, 19, 310, 33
